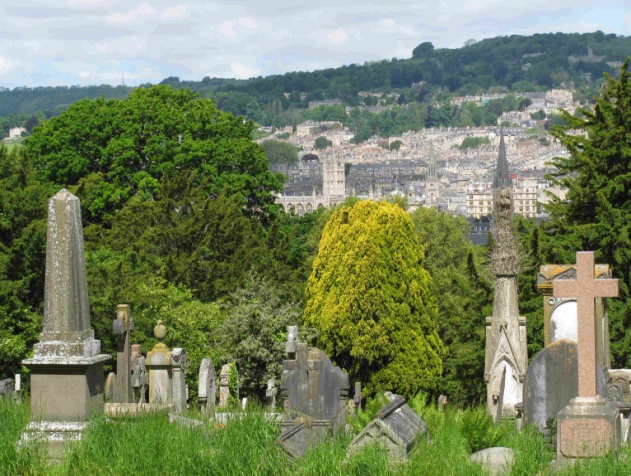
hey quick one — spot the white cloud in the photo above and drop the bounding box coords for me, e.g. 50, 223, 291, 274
106, 3, 157, 24
230, 63, 260, 79
380, 18, 395, 27
238, 17, 258, 29
219, 21, 237, 39
327, 29, 347, 44
162, 5, 187, 20
78, 70, 91, 78
0, 55, 13, 72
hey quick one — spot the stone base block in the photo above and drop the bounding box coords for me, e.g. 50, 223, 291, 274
104, 403, 172, 418
557, 396, 620, 460
20, 421, 89, 462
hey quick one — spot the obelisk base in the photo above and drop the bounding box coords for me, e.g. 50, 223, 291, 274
21, 354, 110, 461
554, 396, 620, 465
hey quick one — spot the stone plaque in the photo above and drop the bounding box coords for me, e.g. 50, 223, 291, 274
550, 301, 578, 343
559, 419, 611, 458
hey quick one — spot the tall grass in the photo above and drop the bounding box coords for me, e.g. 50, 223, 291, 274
4, 396, 631, 475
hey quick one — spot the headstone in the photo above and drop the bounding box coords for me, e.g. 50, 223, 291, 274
469, 447, 514, 476
608, 369, 631, 402
130, 344, 147, 404
170, 348, 187, 414
21, 190, 111, 460
437, 394, 448, 411
0, 378, 14, 398
553, 252, 620, 462
276, 327, 350, 458
218, 364, 231, 408
347, 394, 428, 462
146, 320, 172, 405
241, 397, 247, 410
198, 358, 216, 416
112, 304, 134, 403
266, 378, 277, 410
353, 381, 362, 410
523, 339, 608, 432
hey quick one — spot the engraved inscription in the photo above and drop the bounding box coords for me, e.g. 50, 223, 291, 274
560, 419, 611, 457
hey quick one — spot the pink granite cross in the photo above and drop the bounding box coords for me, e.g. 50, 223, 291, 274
553, 252, 618, 397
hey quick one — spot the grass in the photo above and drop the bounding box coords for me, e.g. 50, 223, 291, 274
2, 396, 631, 475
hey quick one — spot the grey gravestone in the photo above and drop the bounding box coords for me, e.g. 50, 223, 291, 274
353, 381, 362, 410
0, 378, 14, 398
171, 348, 187, 414
523, 339, 607, 432
266, 378, 277, 410
218, 364, 231, 408
469, 447, 515, 475
21, 190, 111, 460
276, 330, 350, 458
146, 321, 172, 406
198, 358, 216, 416
347, 394, 428, 462
131, 344, 147, 403
112, 304, 134, 403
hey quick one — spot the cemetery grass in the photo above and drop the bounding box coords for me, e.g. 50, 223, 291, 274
3, 398, 631, 475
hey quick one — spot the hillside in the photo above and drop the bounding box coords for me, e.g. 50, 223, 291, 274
1, 31, 629, 132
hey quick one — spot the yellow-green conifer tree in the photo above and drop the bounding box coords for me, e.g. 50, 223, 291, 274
304, 200, 444, 397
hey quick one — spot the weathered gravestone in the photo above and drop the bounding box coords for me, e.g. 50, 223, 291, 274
0, 378, 15, 398
266, 378, 277, 410
21, 190, 111, 459
218, 363, 238, 408
553, 252, 621, 462
347, 394, 428, 462
198, 358, 216, 416
146, 320, 172, 406
171, 348, 187, 414
130, 344, 147, 403
523, 339, 608, 433
105, 304, 135, 404
276, 327, 350, 458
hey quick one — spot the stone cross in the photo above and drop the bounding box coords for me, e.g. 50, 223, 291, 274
112, 304, 134, 403
553, 252, 618, 398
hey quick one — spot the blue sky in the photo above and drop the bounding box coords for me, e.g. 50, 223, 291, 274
0, 0, 629, 88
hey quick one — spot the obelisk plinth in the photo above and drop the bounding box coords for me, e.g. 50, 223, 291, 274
22, 189, 110, 460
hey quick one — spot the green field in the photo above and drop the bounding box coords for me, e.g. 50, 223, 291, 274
2, 396, 630, 475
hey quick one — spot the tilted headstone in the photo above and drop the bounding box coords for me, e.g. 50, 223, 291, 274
130, 344, 147, 404
198, 358, 216, 416
218, 364, 231, 408
21, 190, 111, 459
553, 252, 620, 462
347, 394, 428, 462
146, 320, 172, 405
112, 304, 134, 403
170, 348, 187, 414
266, 378, 277, 410
276, 327, 350, 458
523, 339, 608, 432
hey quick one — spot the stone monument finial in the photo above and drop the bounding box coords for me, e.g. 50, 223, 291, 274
154, 320, 167, 342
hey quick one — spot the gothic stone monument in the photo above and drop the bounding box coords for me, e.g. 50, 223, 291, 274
21, 190, 111, 459
276, 326, 350, 458
553, 252, 621, 462
198, 358, 216, 416
485, 135, 528, 420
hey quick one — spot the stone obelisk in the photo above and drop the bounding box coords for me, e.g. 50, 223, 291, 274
484, 134, 528, 420
22, 189, 110, 460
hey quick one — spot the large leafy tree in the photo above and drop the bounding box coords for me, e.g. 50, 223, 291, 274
545, 61, 631, 367
24, 85, 284, 224
304, 200, 445, 397
410, 207, 493, 404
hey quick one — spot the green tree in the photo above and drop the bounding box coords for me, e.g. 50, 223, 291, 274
304, 200, 445, 397
410, 207, 493, 404
314, 136, 333, 150
389, 140, 403, 151
216, 275, 303, 398
260, 140, 298, 166
459, 136, 491, 149
24, 85, 283, 224
545, 61, 631, 367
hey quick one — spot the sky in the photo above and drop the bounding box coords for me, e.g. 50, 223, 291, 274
0, 0, 630, 88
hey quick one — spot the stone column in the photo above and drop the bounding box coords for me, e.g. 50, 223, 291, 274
21, 189, 111, 460
146, 321, 172, 406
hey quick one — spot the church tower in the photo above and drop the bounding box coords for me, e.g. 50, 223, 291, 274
322, 158, 346, 205
484, 134, 528, 420
425, 142, 440, 204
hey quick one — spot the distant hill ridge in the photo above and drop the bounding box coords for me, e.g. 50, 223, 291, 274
1, 31, 629, 119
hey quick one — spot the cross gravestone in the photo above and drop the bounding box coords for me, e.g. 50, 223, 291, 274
21, 190, 111, 459
276, 327, 350, 458
198, 358, 216, 416
553, 252, 621, 462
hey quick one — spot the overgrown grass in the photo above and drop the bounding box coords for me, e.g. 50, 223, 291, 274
4, 396, 631, 475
